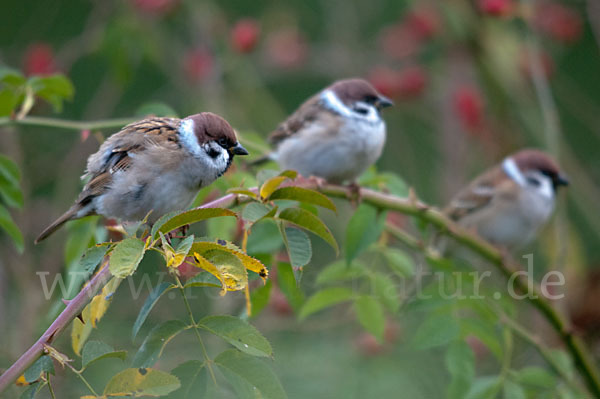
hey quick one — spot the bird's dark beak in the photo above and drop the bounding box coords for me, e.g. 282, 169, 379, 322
555, 173, 569, 187
375, 95, 394, 110
231, 143, 249, 156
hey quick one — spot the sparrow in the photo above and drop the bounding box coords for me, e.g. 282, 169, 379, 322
257, 78, 393, 183
444, 149, 569, 250
35, 112, 248, 243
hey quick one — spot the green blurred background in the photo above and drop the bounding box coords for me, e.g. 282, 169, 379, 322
1, 0, 600, 397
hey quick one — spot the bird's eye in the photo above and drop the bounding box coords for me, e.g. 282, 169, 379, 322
354, 106, 369, 115
526, 177, 541, 187
218, 138, 228, 148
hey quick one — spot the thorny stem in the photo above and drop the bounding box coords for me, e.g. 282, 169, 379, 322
64, 361, 99, 397
0, 115, 136, 131
174, 275, 218, 387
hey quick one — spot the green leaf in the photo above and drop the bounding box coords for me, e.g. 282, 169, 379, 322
226, 187, 258, 198
109, 237, 146, 278
299, 287, 354, 320
353, 296, 385, 341
278, 170, 298, 179
383, 248, 415, 277
503, 380, 526, 399
0, 67, 26, 85
0, 204, 23, 252
460, 319, 503, 361
276, 262, 304, 311
0, 154, 21, 187
132, 282, 176, 340
371, 272, 401, 313
136, 101, 178, 117
28, 74, 74, 112
197, 315, 272, 357
242, 202, 274, 223
445, 341, 475, 399
412, 314, 460, 349
183, 272, 222, 289
81, 340, 126, 369
152, 208, 236, 238
214, 349, 287, 399
280, 226, 312, 268
256, 169, 280, 187
250, 279, 273, 317
549, 349, 574, 380
71, 245, 109, 284
132, 320, 187, 368
103, 368, 181, 396
278, 207, 338, 253
345, 204, 385, 264
170, 361, 207, 399
316, 260, 368, 284
260, 175, 288, 200
24, 355, 54, 383
0, 173, 24, 208
515, 366, 556, 389
465, 376, 500, 399
269, 187, 336, 212
0, 88, 20, 116
246, 220, 283, 254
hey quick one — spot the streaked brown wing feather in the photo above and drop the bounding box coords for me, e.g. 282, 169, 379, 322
269, 95, 324, 145
444, 165, 514, 221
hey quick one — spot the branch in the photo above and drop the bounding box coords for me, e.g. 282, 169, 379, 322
2, 179, 599, 396
0, 116, 137, 131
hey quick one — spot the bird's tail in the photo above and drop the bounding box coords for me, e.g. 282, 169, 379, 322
35, 207, 78, 244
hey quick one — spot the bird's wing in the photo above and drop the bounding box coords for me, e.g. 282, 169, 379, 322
268, 94, 332, 146
444, 166, 517, 221
77, 117, 181, 204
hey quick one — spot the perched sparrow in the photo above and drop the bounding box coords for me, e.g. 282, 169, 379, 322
260, 78, 393, 183
444, 149, 568, 250
35, 112, 248, 243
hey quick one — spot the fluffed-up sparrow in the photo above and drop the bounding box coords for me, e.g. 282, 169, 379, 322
444, 149, 568, 250
258, 78, 393, 183
35, 112, 248, 243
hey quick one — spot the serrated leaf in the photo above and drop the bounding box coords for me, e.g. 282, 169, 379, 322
89, 277, 121, 328
353, 296, 385, 341
246, 220, 284, 254
192, 241, 268, 280
0, 204, 23, 252
214, 349, 287, 399
383, 248, 415, 277
170, 361, 207, 399
256, 169, 280, 187
345, 204, 385, 264
24, 356, 54, 383
160, 234, 194, 268
132, 320, 187, 368
183, 272, 222, 289
109, 237, 146, 278
70, 245, 109, 288
153, 208, 236, 239
316, 260, 368, 284
278, 208, 338, 253
299, 287, 354, 320
81, 341, 126, 369
242, 202, 274, 223
132, 282, 176, 340
280, 226, 312, 268
269, 187, 336, 212
197, 315, 272, 357
277, 262, 304, 311
103, 368, 180, 396
412, 314, 460, 349
260, 176, 288, 200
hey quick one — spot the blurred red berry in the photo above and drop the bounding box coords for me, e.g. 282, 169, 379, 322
231, 19, 260, 53
465, 335, 489, 361
178, 259, 200, 280
183, 48, 213, 83
23, 43, 57, 76
265, 28, 308, 69
354, 333, 385, 356
405, 5, 440, 40
478, 0, 513, 16
384, 321, 402, 344
368, 66, 426, 99
453, 86, 484, 131
534, 2, 582, 43
132, 0, 179, 15
270, 288, 293, 316
379, 24, 421, 60
80, 129, 90, 142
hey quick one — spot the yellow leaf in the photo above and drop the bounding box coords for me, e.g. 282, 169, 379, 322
193, 252, 228, 295
89, 277, 122, 328
72, 304, 92, 356
192, 241, 268, 282
15, 375, 29, 386
260, 175, 288, 200
192, 250, 248, 295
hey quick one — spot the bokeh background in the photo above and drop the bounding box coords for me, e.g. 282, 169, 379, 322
1, 0, 600, 397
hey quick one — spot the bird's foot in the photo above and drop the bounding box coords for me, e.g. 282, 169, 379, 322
346, 181, 361, 206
